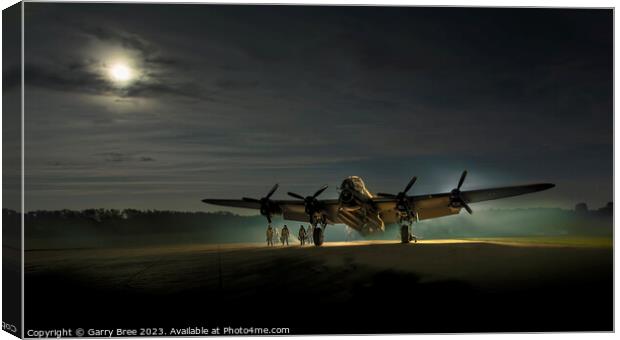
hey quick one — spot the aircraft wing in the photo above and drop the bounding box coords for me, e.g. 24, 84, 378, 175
375, 183, 554, 224
201, 198, 342, 223
201, 199, 262, 210
280, 199, 342, 224
204, 183, 554, 225
375, 195, 456, 223
460, 183, 555, 203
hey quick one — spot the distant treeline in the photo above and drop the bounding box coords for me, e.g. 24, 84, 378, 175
7, 209, 270, 249
2, 205, 612, 250
414, 205, 612, 240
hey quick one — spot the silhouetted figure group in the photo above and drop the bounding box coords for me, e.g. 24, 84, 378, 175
266, 224, 314, 247
298, 225, 316, 246
266, 225, 290, 246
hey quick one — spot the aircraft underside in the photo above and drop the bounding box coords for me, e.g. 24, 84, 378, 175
337, 208, 385, 236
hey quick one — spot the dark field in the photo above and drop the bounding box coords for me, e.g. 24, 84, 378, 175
25, 239, 613, 334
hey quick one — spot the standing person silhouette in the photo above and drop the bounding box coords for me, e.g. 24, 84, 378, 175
281, 225, 290, 245
298, 225, 306, 246
266, 225, 274, 246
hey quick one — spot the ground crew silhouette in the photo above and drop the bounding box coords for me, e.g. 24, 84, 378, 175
266, 225, 274, 246
281, 225, 290, 245
298, 225, 306, 246
308, 225, 314, 244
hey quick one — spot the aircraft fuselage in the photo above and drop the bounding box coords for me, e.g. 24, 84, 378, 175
337, 176, 385, 235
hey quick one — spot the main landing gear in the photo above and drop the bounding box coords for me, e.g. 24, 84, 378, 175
313, 227, 324, 246
399, 212, 418, 244
312, 215, 327, 246
400, 224, 417, 244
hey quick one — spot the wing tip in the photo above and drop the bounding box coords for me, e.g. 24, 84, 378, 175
534, 183, 555, 191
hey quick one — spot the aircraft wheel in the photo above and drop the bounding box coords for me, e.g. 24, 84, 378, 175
313, 227, 324, 246
400, 225, 410, 244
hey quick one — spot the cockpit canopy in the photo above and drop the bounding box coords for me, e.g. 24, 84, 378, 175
340, 176, 372, 197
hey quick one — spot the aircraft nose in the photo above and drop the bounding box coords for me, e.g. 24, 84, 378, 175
339, 190, 353, 203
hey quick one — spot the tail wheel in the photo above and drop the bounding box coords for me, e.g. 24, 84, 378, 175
313, 227, 324, 246
400, 225, 410, 244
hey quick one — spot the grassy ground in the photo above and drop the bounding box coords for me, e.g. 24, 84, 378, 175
24, 239, 612, 334
463, 236, 613, 248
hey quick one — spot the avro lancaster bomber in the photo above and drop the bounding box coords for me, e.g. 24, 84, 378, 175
202, 171, 554, 246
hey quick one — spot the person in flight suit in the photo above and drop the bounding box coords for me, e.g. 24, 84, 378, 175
298, 225, 306, 246
266, 225, 274, 246
281, 225, 290, 245
307, 224, 315, 244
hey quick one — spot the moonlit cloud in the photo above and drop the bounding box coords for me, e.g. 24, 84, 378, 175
17, 4, 612, 212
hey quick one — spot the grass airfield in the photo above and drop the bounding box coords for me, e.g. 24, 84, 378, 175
25, 237, 612, 334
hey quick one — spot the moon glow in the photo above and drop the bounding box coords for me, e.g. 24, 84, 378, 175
109, 63, 133, 83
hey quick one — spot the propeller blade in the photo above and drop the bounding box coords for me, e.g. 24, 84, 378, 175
377, 193, 397, 198
242, 197, 260, 203
462, 202, 473, 214
457, 170, 468, 190
403, 176, 417, 193
313, 185, 329, 198
458, 193, 473, 214
266, 183, 279, 198
287, 192, 305, 200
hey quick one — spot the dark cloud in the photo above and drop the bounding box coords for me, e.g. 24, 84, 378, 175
24, 59, 212, 101
20, 4, 612, 211
24, 18, 212, 101
78, 24, 180, 69
215, 79, 260, 90
100, 152, 131, 163
98, 152, 156, 163
79, 25, 157, 58
26, 62, 108, 94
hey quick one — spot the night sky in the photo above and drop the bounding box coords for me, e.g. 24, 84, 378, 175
14, 4, 612, 212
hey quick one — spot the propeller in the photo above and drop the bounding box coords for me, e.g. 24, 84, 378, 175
377, 176, 417, 200
378, 176, 417, 217
450, 171, 473, 214
287, 185, 328, 222
242, 183, 279, 223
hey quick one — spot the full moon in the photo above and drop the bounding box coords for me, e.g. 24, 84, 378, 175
109, 63, 133, 83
